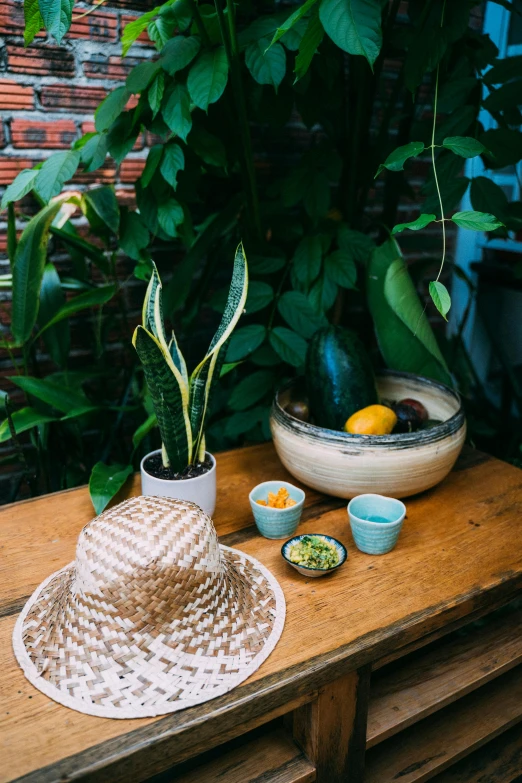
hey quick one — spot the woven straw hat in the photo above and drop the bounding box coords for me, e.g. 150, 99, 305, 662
13, 496, 285, 719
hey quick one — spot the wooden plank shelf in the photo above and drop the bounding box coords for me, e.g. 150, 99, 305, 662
430, 723, 522, 783
367, 608, 522, 747
170, 729, 316, 783
365, 665, 522, 783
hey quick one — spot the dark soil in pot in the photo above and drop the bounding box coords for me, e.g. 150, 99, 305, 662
143, 453, 213, 481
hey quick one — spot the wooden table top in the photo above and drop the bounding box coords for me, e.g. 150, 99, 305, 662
1, 444, 522, 783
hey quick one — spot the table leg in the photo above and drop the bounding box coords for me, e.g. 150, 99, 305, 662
292, 666, 371, 783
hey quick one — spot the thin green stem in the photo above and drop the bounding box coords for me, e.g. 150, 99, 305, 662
188, 0, 211, 47
431, 66, 446, 282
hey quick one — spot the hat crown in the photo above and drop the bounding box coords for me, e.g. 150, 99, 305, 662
74, 496, 223, 596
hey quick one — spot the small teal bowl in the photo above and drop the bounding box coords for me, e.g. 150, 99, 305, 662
348, 494, 406, 555
249, 480, 305, 539
281, 534, 347, 577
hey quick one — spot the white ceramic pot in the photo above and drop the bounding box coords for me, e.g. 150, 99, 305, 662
270, 371, 466, 499
140, 450, 217, 516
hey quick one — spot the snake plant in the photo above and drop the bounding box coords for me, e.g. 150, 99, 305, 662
133, 243, 248, 473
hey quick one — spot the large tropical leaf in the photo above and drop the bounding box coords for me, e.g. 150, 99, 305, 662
133, 325, 192, 472
8, 376, 89, 413
187, 47, 229, 110
34, 150, 80, 204
32, 284, 117, 342
38, 0, 73, 42
38, 263, 70, 368
367, 239, 451, 385
189, 243, 248, 461
11, 198, 66, 344
89, 462, 133, 515
319, 0, 382, 67
0, 407, 56, 444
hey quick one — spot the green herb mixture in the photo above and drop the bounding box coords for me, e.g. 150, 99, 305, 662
288, 536, 340, 570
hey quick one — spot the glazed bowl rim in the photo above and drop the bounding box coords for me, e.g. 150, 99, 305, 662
281, 533, 347, 573
348, 493, 406, 527
272, 370, 465, 448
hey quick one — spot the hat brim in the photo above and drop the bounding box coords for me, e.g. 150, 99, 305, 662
12, 545, 285, 719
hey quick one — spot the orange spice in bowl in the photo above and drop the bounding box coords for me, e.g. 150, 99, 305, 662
257, 487, 297, 509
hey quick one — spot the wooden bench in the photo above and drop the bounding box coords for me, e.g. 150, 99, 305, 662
1, 443, 522, 782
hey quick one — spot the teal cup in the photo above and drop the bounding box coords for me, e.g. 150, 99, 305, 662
249, 481, 305, 539
348, 494, 406, 555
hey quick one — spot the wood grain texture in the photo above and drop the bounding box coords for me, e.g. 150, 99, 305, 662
365, 665, 522, 783
293, 668, 370, 783
171, 729, 316, 783
1, 444, 522, 782
430, 722, 522, 783
367, 608, 522, 747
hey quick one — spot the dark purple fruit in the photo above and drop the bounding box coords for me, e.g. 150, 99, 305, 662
285, 400, 310, 422
399, 398, 428, 423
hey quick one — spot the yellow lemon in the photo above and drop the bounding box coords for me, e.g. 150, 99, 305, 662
344, 404, 398, 435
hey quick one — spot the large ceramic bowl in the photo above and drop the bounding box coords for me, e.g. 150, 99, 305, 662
270, 371, 466, 499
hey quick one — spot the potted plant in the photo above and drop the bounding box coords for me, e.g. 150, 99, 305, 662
133, 243, 248, 515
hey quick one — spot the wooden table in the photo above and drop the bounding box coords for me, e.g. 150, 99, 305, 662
2, 444, 522, 783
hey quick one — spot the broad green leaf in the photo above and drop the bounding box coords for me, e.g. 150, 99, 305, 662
95, 87, 130, 133
126, 60, 161, 93
337, 225, 375, 264
0, 407, 56, 444
1, 169, 39, 209
132, 412, 157, 449
148, 16, 176, 49
277, 290, 326, 338
148, 72, 165, 116
480, 128, 522, 169
220, 362, 241, 377
24, 0, 42, 45
483, 55, 522, 85
392, 213, 436, 234
245, 39, 286, 89
38, 0, 73, 42
367, 239, 451, 385
9, 376, 88, 413
187, 47, 229, 110
107, 116, 139, 165
269, 326, 307, 367
120, 211, 150, 261
294, 6, 324, 81
436, 105, 476, 144
251, 343, 281, 366
161, 35, 200, 74
308, 275, 337, 313
319, 0, 382, 66
376, 141, 424, 177
134, 325, 192, 472
122, 6, 161, 56
189, 244, 248, 459
249, 252, 286, 274
245, 281, 274, 313
238, 17, 279, 47
34, 151, 80, 203
293, 235, 322, 287
83, 186, 120, 235
80, 132, 108, 173
470, 177, 509, 225
226, 324, 266, 361
437, 77, 476, 113
229, 370, 274, 411
442, 136, 486, 159
39, 263, 70, 368
141, 144, 163, 188
483, 80, 522, 113
225, 406, 266, 437
33, 284, 117, 341
163, 83, 192, 141
324, 249, 357, 288
451, 210, 505, 231
160, 143, 185, 188
269, 0, 319, 47
158, 198, 184, 236
429, 281, 451, 320
11, 199, 65, 344
188, 125, 227, 167
50, 225, 110, 275
89, 462, 133, 515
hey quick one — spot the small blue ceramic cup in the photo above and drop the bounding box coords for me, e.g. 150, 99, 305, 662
249, 480, 305, 539
348, 494, 406, 555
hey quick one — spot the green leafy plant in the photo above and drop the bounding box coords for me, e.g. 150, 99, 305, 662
133, 243, 248, 473
2, 0, 522, 505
